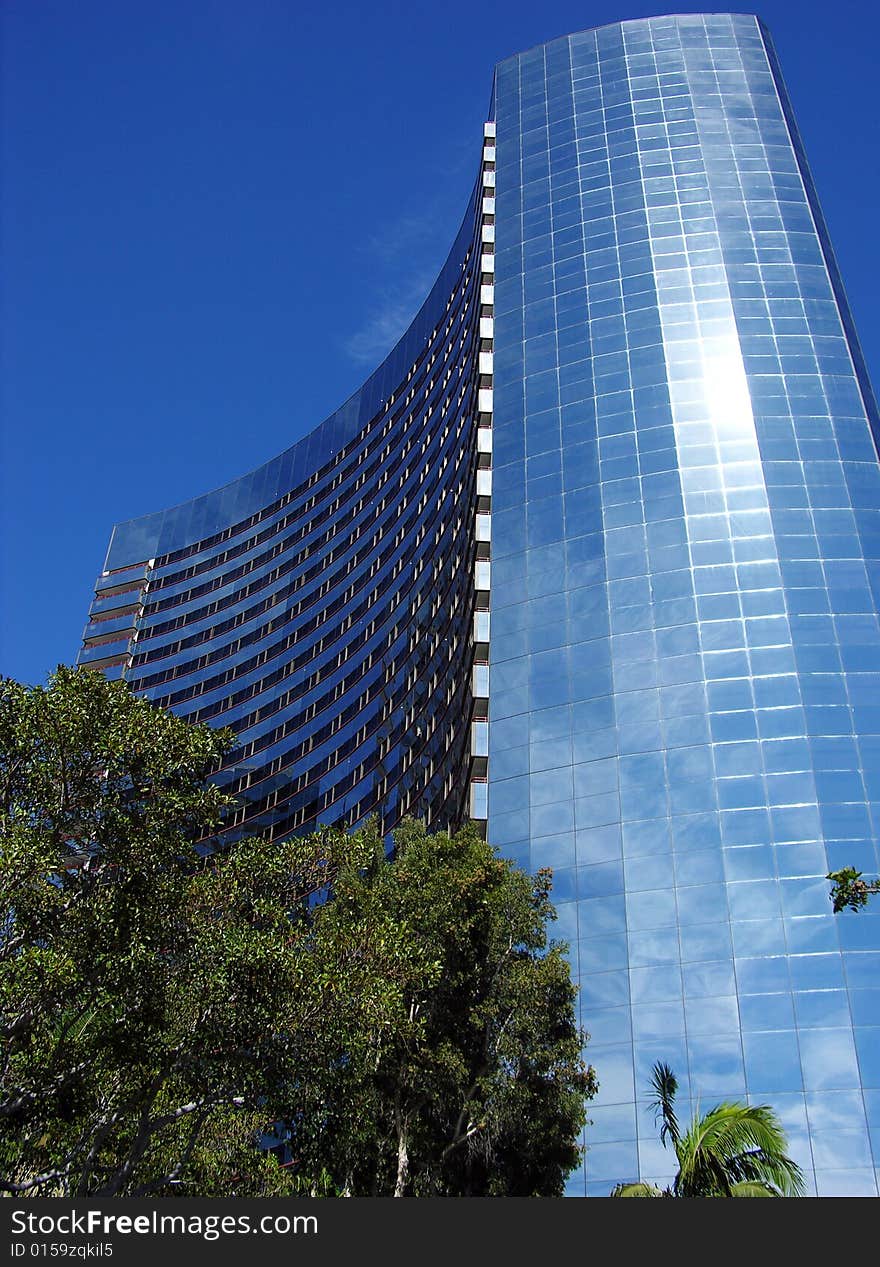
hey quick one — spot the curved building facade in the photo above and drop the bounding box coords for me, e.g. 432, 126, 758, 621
81, 13, 880, 1196
79, 171, 495, 846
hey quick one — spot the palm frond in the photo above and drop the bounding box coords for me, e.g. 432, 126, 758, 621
729, 1180, 780, 1197
648, 1061, 680, 1149
675, 1101, 804, 1197
726, 1147, 804, 1198
609, 1181, 667, 1197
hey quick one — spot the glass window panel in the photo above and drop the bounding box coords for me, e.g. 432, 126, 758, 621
684, 994, 740, 1035
626, 887, 678, 929
799, 1029, 861, 1090
681, 959, 736, 1003
580, 971, 631, 1010
794, 990, 852, 1028
629, 963, 683, 1003
679, 920, 733, 962
852, 1027, 880, 1085
687, 1033, 746, 1096
849, 989, 880, 1028
587, 1103, 638, 1144
731, 918, 787, 956
789, 954, 845, 991
628, 926, 681, 967
742, 1029, 802, 1091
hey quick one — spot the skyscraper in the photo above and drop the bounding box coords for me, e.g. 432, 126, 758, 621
80, 14, 880, 1196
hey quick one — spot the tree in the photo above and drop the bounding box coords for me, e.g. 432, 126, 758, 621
827, 867, 880, 913
610, 1062, 804, 1198
279, 818, 598, 1196
0, 665, 336, 1196
1, 667, 595, 1197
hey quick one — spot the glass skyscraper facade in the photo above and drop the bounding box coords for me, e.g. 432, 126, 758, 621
81, 14, 880, 1196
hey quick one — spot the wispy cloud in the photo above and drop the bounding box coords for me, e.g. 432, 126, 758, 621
343, 271, 436, 367
341, 132, 482, 369
363, 212, 448, 265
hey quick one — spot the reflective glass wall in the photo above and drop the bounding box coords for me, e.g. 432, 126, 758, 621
488, 12, 880, 1196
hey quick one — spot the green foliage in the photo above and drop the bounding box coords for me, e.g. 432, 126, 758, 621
147, 1109, 307, 1197
282, 818, 598, 1196
608, 1182, 668, 1197
1, 668, 594, 1198
610, 1062, 804, 1198
827, 867, 880, 913
0, 666, 332, 1196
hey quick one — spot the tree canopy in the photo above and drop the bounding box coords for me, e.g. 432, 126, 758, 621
0, 664, 309, 1195
1, 667, 595, 1197
284, 817, 597, 1196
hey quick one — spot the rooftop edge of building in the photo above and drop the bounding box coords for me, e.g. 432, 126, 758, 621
491, 11, 765, 71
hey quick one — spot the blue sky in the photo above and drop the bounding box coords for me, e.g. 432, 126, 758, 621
2, 0, 879, 685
